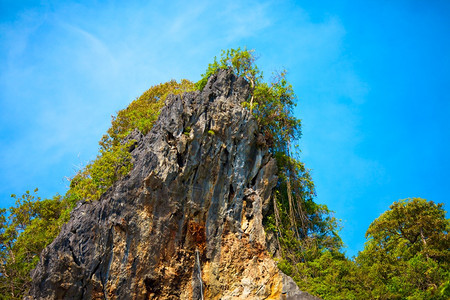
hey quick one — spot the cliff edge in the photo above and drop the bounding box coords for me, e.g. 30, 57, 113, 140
27, 69, 319, 300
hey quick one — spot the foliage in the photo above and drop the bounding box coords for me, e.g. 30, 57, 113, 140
291, 251, 370, 300
197, 48, 300, 152
250, 76, 301, 152
100, 79, 195, 150
0, 189, 67, 299
67, 141, 134, 202
356, 198, 450, 300
279, 198, 449, 300
195, 48, 260, 91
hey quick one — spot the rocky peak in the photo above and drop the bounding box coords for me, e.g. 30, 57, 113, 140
27, 69, 319, 299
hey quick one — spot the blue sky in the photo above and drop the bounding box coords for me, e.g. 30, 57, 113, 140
1, 0, 449, 258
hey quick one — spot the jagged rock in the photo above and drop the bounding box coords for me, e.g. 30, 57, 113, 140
27, 69, 320, 300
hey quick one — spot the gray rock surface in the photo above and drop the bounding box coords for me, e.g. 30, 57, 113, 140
27, 69, 320, 299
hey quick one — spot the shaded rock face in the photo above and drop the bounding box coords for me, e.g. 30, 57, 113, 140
28, 69, 319, 300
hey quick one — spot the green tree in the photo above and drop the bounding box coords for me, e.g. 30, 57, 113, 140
356, 198, 450, 299
0, 190, 65, 299
290, 250, 369, 300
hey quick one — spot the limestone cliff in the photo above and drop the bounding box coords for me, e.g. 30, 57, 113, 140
27, 69, 319, 299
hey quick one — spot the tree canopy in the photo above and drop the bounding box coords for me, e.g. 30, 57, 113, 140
0, 190, 66, 299
356, 198, 449, 299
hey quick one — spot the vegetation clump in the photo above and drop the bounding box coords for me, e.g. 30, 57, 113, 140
0, 190, 67, 298
99, 79, 195, 150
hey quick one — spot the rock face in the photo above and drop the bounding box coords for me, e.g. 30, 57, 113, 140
28, 69, 319, 299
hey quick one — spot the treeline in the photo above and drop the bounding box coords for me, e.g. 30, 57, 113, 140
1, 49, 448, 299
279, 197, 449, 299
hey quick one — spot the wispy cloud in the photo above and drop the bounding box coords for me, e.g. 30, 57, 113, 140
56, 20, 119, 79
